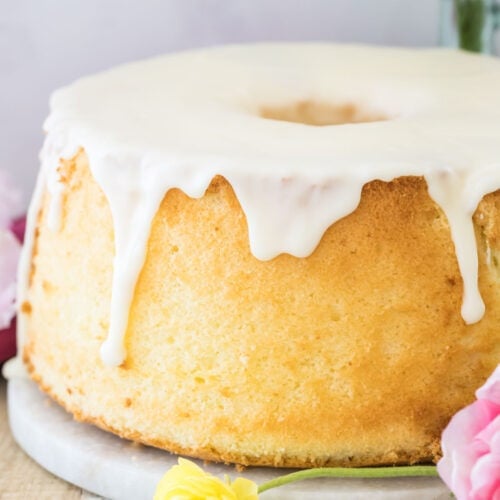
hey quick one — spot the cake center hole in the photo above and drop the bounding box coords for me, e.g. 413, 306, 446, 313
260, 100, 388, 126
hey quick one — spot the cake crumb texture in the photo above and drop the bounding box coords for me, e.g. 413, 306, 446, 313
24, 150, 500, 467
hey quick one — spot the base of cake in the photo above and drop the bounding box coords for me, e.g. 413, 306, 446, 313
7, 377, 450, 499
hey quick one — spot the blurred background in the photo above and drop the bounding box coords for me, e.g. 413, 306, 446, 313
1, 0, 498, 207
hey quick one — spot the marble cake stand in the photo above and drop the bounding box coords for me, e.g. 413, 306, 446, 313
7, 378, 450, 499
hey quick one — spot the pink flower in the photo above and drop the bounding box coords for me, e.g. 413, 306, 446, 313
0, 170, 22, 231
438, 365, 500, 500
0, 171, 22, 330
0, 231, 21, 329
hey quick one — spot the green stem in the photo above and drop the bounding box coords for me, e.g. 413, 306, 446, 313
257, 465, 438, 494
454, 0, 485, 52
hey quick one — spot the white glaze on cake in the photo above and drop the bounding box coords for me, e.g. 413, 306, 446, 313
16, 44, 500, 367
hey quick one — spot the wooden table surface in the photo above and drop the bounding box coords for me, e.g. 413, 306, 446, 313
0, 374, 89, 499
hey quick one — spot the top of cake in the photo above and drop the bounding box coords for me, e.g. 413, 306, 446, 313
20, 43, 500, 365
46, 43, 500, 173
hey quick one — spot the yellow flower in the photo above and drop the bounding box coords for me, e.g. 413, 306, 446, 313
153, 458, 259, 500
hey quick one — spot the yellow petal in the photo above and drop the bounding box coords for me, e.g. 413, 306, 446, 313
153, 458, 254, 500
177, 458, 207, 476
231, 477, 259, 500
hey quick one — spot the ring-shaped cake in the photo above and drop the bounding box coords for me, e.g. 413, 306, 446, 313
12, 44, 500, 467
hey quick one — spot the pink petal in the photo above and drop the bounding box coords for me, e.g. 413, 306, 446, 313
477, 366, 500, 406
10, 217, 25, 243
438, 400, 498, 499
0, 170, 22, 231
0, 317, 16, 361
470, 450, 500, 500
491, 426, 500, 456
475, 415, 500, 451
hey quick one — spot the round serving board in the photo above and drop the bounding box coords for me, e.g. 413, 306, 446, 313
8, 378, 450, 499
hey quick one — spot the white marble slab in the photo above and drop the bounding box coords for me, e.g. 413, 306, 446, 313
7, 378, 450, 499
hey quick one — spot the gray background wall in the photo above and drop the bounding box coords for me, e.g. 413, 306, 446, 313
1, 0, 440, 207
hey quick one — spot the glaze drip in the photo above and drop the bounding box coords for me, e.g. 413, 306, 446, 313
89, 154, 214, 366
16, 44, 500, 367
425, 168, 485, 324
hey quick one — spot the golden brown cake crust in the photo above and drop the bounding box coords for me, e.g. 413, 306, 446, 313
23, 150, 500, 467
